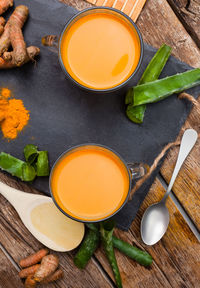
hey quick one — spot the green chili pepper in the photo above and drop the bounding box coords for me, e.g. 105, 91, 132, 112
126, 44, 172, 123
0, 152, 36, 181
100, 220, 122, 288
133, 68, 200, 106
24, 144, 38, 164
74, 225, 100, 269
36, 151, 49, 176
112, 236, 152, 267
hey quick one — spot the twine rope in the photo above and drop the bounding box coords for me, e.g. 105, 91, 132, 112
129, 92, 200, 200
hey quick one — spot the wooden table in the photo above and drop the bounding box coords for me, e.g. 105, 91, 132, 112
0, 0, 200, 287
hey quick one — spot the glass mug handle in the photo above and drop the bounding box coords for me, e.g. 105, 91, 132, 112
127, 163, 149, 181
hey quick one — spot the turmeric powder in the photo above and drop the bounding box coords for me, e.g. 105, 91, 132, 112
0, 88, 30, 140
1, 87, 11, 98
0, 98, 8, 121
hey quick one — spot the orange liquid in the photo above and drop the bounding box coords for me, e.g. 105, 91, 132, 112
51, 146, 130, 221
60, 12, 141, 89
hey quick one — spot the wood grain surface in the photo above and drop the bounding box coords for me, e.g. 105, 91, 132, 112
167, 0, 200, 48
161, 96, 200, 230
95, 179, 200, 288
0, 0, 200, 287
0, 249, 24, 288
136, 0, 200, 67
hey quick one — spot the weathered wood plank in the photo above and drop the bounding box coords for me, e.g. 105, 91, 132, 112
0, 174, 113, 288
0, 248, 23, 288
95, 179, 200, 287
160, 96, 200, 230
167, 0, 200, 48
136, 0, 200, 67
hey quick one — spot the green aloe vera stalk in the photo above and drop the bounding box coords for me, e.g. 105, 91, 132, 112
74, 223, 100, 269
36, 151, 49, 176
100, 220, 122, 288
24, 144, 50, 176
24, 144, 38, 164
112, 236, 152, 267
126, 44, 172, 123
0, 152, 36, 181
133, 68, 200, 106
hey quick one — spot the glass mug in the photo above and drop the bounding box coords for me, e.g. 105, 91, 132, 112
50, 144, 147, 223
45, 7, 143, 93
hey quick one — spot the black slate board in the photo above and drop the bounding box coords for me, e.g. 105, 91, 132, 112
0, 0, 199, 230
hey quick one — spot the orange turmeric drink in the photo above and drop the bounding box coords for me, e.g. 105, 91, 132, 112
59, 8, 142, 90
50, 145, 130, 222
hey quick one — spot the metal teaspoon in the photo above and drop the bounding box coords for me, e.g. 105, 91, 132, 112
141, 129, 198, 245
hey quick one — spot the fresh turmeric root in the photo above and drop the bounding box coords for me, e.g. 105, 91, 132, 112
0, 4, 40, 68
9, 22, 27, 66
0, 17, 5, 35
0, 46, 40, 68
41, 269, 64, 284
34, 254, 59, 282
0, 0, 13, 15
19, 264, 40, 279
19, 250, 63, 287
0, 5, 29, 56
19, 248, 49, 268
24, 275, 37, 288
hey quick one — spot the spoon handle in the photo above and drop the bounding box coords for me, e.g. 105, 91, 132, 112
0, 181, 39, 211
162, 129, 198, 202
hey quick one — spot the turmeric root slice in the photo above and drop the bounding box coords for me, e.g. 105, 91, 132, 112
25, 275, 37, 288
19, 264, 40, 279
0, 46, 40, 69
9, 23, 27, 66
41, 269, 64, 284
19, 248, 49, 268
0, 0, 13, 16
0, 17, 5, 35
34, 254, 59, 282
0, 5, 29, 56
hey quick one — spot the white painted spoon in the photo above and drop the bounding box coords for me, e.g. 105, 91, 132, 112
0, 181, 84, 252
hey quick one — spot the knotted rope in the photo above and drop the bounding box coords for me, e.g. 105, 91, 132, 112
129, 92, 200, 199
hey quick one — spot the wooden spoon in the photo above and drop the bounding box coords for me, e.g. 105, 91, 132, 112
0, 181, 84, 251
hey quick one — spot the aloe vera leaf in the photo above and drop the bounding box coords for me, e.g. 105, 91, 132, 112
133, 68, 200, 106
22, 164, 37, 181
36, 151, 49, 176
112, 236, 153, 267
126, 44, 172, 123
0, 152, 36, 181
24, 144, 38, 164
100, 220, 122, 288
74, 228, 100, 269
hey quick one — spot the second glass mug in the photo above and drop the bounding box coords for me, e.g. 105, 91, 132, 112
44, 7, 144, 93
50, 144, 148, 223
